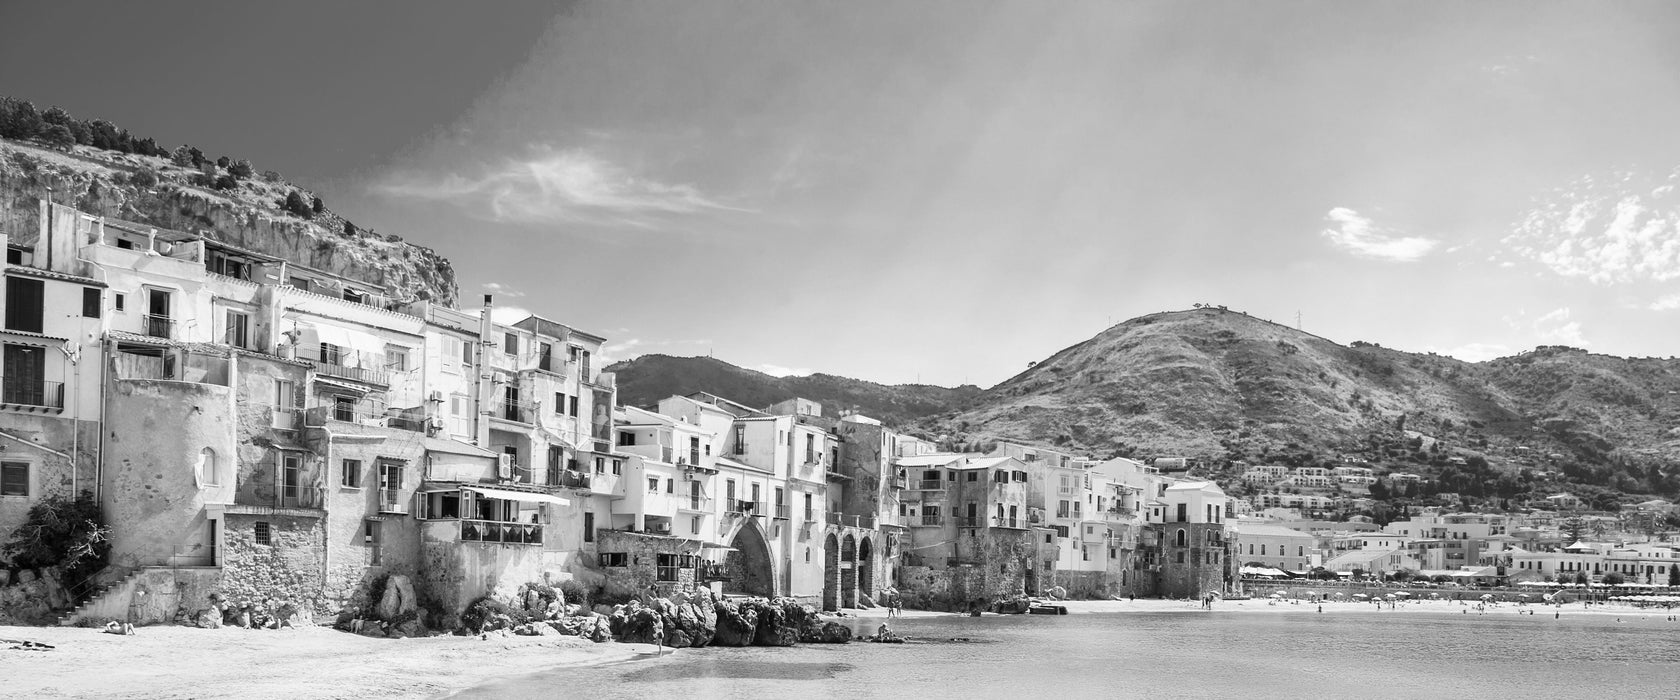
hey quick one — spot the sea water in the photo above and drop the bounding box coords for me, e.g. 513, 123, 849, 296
451, 608, 1680, 699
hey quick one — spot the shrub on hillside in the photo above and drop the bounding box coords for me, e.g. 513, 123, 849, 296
131, 168, 159, 188
558, 579, 589, 609
459, 596, 529, 633
2, 491, 110, 597
41, 124, 74, 150
229, 159, 254, 178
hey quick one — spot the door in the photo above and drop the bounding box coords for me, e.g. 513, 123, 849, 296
147, 289, 171, 338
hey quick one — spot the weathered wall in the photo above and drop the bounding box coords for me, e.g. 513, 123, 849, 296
102, 378, 236, 570
220, 514, 327, 613
594, 529, 697, 601
232, 356, 310, 506
900, 529, 1038, 610
64, 566, 222, 626
0, 414, 98, 561
1155, 522, 1228, 599
417, 520, 557, 619
302, 424, 427, 615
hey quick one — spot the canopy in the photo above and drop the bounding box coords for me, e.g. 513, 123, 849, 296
463, 486, 569, 506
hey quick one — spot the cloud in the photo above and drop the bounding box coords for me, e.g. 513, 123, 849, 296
1649, 293, 1680, 311
481, 282, 525, 298
1443, 343, 1511, 363
376, 147, 747, 228
1505, 167, 1680, 285
1320, 208, 1439, 262
1533, 307, 1589, 347
465, 304, 534, 325
598, 337, 714, 364
757, 364, 813, 378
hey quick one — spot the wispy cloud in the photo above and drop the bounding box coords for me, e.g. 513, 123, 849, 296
1505, 167, 1680, 286
757, 363, 813, 378
1533, 307, 1589, 347
376, 147, 748, 228
1320, 207, 1439, 262
598, 337, 714, 364
481, 282, 525, 298
1649, 293, 1680, 311
467, 304, 534, 325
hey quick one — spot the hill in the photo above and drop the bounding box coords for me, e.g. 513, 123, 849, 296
0, 97, 455, 304
605, 354, 981, 425
924, 308, 1680, 504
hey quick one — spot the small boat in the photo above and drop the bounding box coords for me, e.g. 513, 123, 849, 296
1028, 604, 1068, 615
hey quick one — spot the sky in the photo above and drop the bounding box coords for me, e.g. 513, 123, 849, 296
6, 1, 1680, 387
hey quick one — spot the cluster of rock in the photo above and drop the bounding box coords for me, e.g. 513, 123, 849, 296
481, 587, 853, 648
0, 568, 71, 625
332, 574, 429, 639
181, 594, 309, 631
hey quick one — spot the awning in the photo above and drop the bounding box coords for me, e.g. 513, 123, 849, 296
700, 543, 738, 551
314, 376, 373, 394
463, 486, 569, 506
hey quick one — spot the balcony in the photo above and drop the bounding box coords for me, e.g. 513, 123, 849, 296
679, 496, 713, 512
144, 314, 174, 339
506, 463, 536, 485
827, 513, 877, 529
0, 377, 64, 411
548, 469, 592, 490
727, 499, 760, 516
377, 488, 408, 514
992, 517, 1025, 529
912, 479, 945, 491
1102, 507, 1135, 521
270, 406, 300, 430
304, 359, 390, 386
496, 398, 537, 424
891, 474, 907, 489
305, 406, 426, 433
917, 515, 944, 527
459, 519, 544, 545
771, 504, 791, 520
956, 516, 984, 528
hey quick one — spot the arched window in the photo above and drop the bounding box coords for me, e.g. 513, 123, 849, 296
1175, 529, 1187, 547
198, 448, 219, 487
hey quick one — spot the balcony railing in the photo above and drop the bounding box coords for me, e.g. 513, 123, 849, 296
913, 479, 945, 491
144, 314, 174, 339
305, 406, 426, 433
270, 406, 299, 430
460, 519, 544, 545
727, 499, 759, 515
827, 513, 877, 529
680, 495, 713, 511
993, 517, 1024, 529
378, 488, 407, 514
304, 359, 390, 386
549, 468, 592, 489
917, 515, 944, 526
0, 377, 64, 409
891, 475, 907, 489
507, 464, 535, 484
1103, 507, 1135, 521
771, 504, 791, 520
497, 398, 537, 424
956, 516, 984, 528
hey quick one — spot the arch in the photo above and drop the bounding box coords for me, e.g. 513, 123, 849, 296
725, 517, 777, 597
822, 533, 840, 611
857, 537, 875, 601
1175, 528, 1187, 547
197, 447, 219, 487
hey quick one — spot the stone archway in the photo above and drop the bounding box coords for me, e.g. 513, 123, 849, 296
857, 537, 875, 602
726, 518, 777, 597
822, 532, 840, 611
841, 533, 858, 608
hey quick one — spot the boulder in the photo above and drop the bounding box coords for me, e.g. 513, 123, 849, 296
711, 598, 758, 646
0, 569, 10, 586
585, 617, 613, 643
17, 569, 37, 584
356, 621, 388, 638
376, 575, 417, 621
39, 569, 70, 610
673, 600, 716, 647
750, 599, 799, 647
800, 621, 852, 644
195, 608, 222, 629
592, 604, 617, 617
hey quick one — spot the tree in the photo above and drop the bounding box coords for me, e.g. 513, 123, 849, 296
1369, 480, 1390, 500
0, 98, 43, 139
282, 191, 313, 219
1602, 572, 1625, 586
213, 174, 238, 191
41, 124, 75, 151
40, 105, 72, 127
1561, 516, 1587, 545
311, 196, 324, 214
216, 156, 231, 169
131, 168, 158, 188
170, 144, 195, 167
229, 159, 254, 178
1573, 571, 1589, 585
3, 491, 110, 596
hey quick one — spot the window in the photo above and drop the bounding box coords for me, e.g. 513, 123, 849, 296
114, 293, 125, 312
82, 288, 101, 318
805, 493, 814, 521
283, 455, 301, 502
555, 393, 566, 414
600, 552, 628, 567
0, 461, 29, 497
805, 434, 815, 463
751, 483, 761, 504
734, 426, 745, 455
364, 520, 382, 565
657, 553, 679, 582
342, 459, 363, 488
384, 346, 409, 372
1176, 551, 1185, 564
594, 457, 605, 473
333, 395, 356, 422
584, 512, 595, 543
4, 277, 44, 333
199, 448, 219, 487
665, 478, 675, 494
618, 430, 635, 446
612, 459, 622, 475
254, 521, 271, 546
568, 395, 579, 417
966, 472, 978, 482
648, 477, 660, 493
691, 516, 700, 535
320, 342, 344, 366
504, 332, 518, 356
688, 437, 700, 465
1175, 529, 1187, 547
116, 238, 135, 250
224, 310, 250, 349
1176, 503, 1188, 522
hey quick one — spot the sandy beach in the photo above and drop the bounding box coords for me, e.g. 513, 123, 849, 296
6, 597, 1673, 699
0, 624, 653, 700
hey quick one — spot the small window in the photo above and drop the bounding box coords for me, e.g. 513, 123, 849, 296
1, 461, 29, 496
254, 521, 272, 546
81, 288, 101, 318
691, 516, 700, 535
595, 457, 605, 473
966, 472, 978, 482
569, 395, 579, 416
114, 293, 126, 312
342, 459, 363, 488
555, 393, 565, 414
666, 478, 675, 494
601, 552, 628, 567
612, 459, 622, 475
648, 477, 660, 493
116, 238, 135, 250
504, 332, 518, 356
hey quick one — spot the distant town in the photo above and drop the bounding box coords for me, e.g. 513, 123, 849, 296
3, 198, 1677, 635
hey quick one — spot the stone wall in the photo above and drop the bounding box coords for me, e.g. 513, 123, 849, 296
102, 378, 236, 570
595, 529, 698, 601
1155, 522, 1228, 599
220, 513, 327, 614
899, 529, 1039, 610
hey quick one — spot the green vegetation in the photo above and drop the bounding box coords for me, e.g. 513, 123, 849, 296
3, 491, 110, 595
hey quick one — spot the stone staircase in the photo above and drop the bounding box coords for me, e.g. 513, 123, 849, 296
56, 568, 140, 627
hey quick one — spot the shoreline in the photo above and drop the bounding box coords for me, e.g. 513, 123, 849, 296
9, 597, 1674, 698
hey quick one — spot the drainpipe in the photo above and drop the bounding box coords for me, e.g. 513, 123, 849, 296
476, 295, 493, 447
318, 423, 337, 598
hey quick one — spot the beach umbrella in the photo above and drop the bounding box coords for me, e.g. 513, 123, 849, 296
1480, 594, 1494, 600
1517, 594, 1529, 599
1394, 591, 1410, 597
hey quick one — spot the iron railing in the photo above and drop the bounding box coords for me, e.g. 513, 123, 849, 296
143, 314, 174, 339
0, 377, 64, 408
918, 515, 944, 526
727, 499, 759, 515
460, 519, 543, 545
913, 479, 945, 491
304, 359, 390, 386
377, 488, 407, 514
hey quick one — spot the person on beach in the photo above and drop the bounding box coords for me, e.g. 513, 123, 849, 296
653, 623, 664, 656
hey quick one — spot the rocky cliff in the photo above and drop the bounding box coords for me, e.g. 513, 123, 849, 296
0, 139, 456, 305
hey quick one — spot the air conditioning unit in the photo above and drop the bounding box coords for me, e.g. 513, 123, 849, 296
497, 454, 513, 479
428, 390, 443, 402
